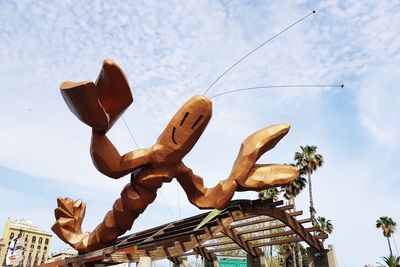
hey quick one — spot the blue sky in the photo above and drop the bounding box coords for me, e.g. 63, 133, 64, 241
0, 0, 399, 266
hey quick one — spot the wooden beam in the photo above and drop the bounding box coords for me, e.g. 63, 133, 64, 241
117, 222, 169, 244
141, 229, 205, 244
193, 246, 213, 261
231, 210, 302, 229
141, 223, 175, 244
250, 205, 324, 251
218, 217, 258, 256
253, 234, 328, 247
38, 245, 137, 267
244, 226, 320, 242
237, 218, 311, 235
202, 240, 233, 247
207, 245, 241, 253
226, 201, 285, 222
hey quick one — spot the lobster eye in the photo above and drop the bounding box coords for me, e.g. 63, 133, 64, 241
180, 112, 189, 126
191, 115, 203, 129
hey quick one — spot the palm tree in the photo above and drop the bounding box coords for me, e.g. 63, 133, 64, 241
317, 216, 334, 235
277, 243, 295, 267
294, 145, 324, 221
258, 187, 281, 261
282, 166, 307, 267
377, 216, 397, 256
282, 166, 307, 210
377, 255, 400, 267
290, 243, 297, 267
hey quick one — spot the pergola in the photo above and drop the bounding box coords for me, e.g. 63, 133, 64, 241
40, 199, 328, 267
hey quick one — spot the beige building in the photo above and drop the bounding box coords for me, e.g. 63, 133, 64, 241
0, 218, 52, 267
46, 248, 78, 263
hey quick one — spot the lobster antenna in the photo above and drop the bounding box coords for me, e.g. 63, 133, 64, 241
203, 10, 316, 96
210, 84, 344, 99
122, 115, 139, 149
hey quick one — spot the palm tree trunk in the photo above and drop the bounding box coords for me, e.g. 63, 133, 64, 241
297, 244, 303, 267
392, 235, 399, 256
269, 220, 273, 260
292, 245, 297, 267
293, 197, 303, 267
270, 245, 273, 259
387, 236, 393, 256
293, 198, 296, 211
307, 171, 316, 222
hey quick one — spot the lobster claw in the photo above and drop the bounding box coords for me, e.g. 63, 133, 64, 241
236, 164, 298, 191
60, 59, 133, 132
229, 124, 298, 191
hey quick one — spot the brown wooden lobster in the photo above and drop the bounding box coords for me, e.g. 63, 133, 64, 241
52, 59, 298, 252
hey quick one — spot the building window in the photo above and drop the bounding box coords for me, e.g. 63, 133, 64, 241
45, 238, 49, 245
10, 233, 14, 239
38, 237, 43, 244
30, 245, 34, 249
44, 246, 47, 251
32, 236, 36, 243
37, 245, 41, 250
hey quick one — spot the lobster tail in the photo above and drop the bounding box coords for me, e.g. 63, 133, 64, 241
52, 181, 159, 253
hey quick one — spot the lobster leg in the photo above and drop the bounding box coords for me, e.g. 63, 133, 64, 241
52, 167, 175, 252
175, 162, 237, 210
90, 130, 153, 179
175, 124, 298, 210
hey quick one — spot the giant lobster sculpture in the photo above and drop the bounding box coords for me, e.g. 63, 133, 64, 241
52, 59, 298, 252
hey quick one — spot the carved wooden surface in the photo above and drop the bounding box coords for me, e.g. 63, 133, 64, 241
40, 200, 327, 267
53, 60, 298, 252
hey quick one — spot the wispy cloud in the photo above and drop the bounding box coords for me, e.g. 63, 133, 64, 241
1, 0, 399, 265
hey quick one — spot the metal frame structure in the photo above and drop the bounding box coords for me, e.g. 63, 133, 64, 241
39, 199, 327, 267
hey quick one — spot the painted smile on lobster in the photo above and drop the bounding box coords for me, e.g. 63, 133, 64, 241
52, 60, 298, 253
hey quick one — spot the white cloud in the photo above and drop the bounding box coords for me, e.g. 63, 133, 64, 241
0, 0, 335, 189
358, 64, 400, 148
1, 1, 400, 265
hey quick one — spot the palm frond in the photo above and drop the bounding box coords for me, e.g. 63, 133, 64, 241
377, 255, 400, 267
377, 216, 397, 237
317, 216, 333, 234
